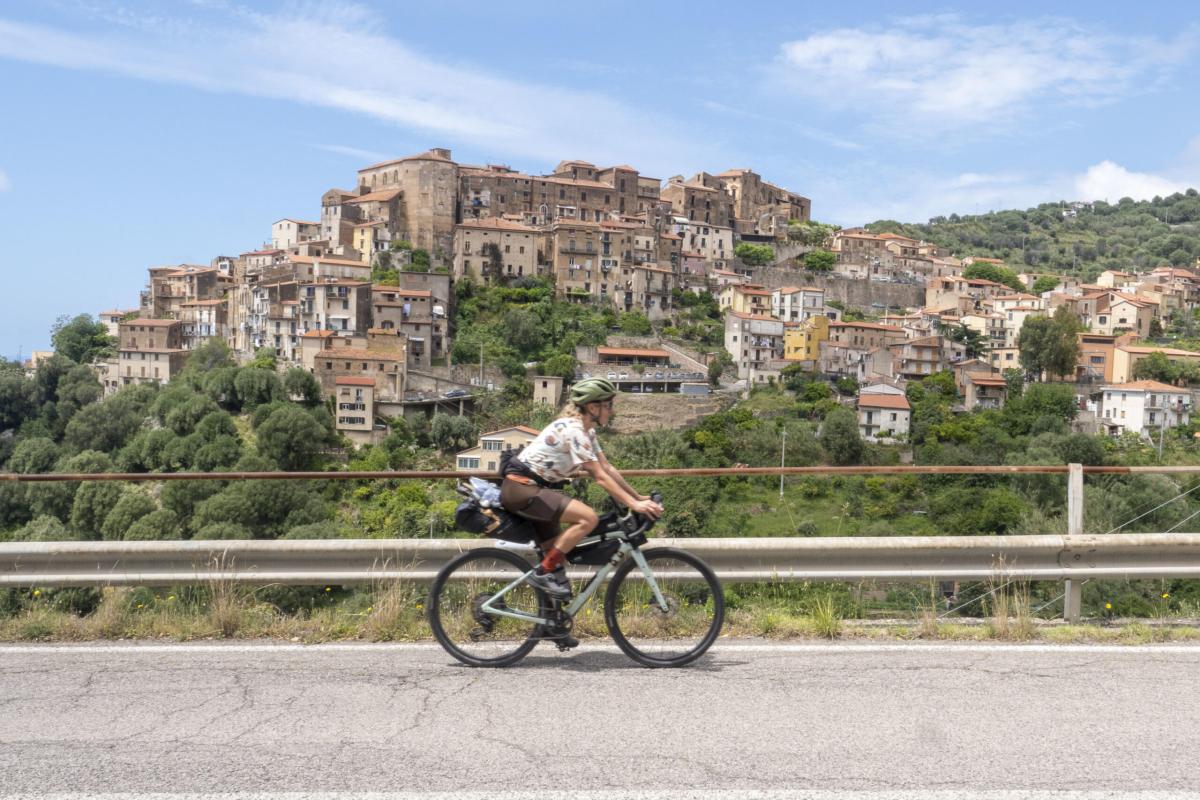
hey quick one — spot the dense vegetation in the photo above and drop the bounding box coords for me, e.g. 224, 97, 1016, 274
868, 191, 1200, 278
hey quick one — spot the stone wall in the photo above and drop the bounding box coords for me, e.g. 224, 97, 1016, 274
749, 266, 925, 310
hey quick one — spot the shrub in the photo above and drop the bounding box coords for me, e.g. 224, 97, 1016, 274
123, 509, 181, 541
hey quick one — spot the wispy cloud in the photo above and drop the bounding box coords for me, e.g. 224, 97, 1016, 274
312, 143, 391, 163
772, 15, 1195, 134
0, 5, 711, 174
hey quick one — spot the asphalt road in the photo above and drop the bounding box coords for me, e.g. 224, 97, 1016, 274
2, 640, 1200, 799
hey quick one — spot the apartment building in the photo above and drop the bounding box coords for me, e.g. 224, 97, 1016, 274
725, 312, 785, 382
719, 284, 773, 316
271, 219, 321, 250
351, 148, 458, 255
314, 348, 404, 403
455, 426, 540, 472
710, 168, 811, 236
371, 285, 446, 369
829, 321, 905, 350
783, 316, 829, 362
962, 372, 1008, 410
453, 217, 541, 281
1096, 380, 1192, 438
857, 393, 911, 439
149, 265, 227, 320
660, 178, 735, 229
771, 286, 826, 323
1110, 345, 1200, 384
178, 299, 228, 351
117, 319, 187, 387
334, 376, 379, 447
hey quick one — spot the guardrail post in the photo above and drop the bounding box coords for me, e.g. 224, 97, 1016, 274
1063, 462, 1084, 623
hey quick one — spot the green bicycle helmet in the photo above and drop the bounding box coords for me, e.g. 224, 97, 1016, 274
569, 377, 617, 407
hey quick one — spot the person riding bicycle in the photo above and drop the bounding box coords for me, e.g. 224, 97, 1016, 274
500, 377, 662, 600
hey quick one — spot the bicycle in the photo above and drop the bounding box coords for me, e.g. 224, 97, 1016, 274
427, 491, 725, 668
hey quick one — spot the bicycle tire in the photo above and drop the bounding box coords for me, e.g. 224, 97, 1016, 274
428, 547, 547, 668
603, 546, 724, 668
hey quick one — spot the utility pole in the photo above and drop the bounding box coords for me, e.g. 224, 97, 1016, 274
780, 427, 787, 499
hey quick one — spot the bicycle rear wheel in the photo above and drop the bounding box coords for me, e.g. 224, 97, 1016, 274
604, 547, 724, 668
428, 547, 547, 668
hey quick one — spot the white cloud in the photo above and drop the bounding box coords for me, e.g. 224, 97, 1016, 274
0, 169, 9, 191
1073, 160, 1189, 203
0, 7, 710, 174
773, 16, 1194, 131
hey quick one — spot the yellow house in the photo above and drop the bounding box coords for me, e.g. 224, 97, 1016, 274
455, 425, 540, 472
718, 284, 774, 316
783, 316, 829, 361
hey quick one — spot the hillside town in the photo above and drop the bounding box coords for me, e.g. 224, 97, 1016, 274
70, 147, 1200, 453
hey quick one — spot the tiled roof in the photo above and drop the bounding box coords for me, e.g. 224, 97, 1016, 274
346, 188, 402, 204
480, 425, 540, 437
1102, 380, 1184, 392
857, 394, 911, 410
317, 348, 402, 362
830, 321, 904, 332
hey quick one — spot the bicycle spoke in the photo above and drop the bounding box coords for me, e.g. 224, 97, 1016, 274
605, 549, 724, 667
429, 550, 545, 666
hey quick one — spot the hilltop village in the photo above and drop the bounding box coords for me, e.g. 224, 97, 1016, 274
80, 147, 1200, 458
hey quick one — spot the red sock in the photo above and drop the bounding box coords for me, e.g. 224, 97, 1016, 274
539, 548, 566, 573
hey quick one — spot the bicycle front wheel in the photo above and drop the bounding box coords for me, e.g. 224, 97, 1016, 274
428, 547, 547, 668
604, 547, 724, 668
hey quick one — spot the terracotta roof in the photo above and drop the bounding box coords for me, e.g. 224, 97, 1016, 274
1117, 345, 1200, 357
597, 347, 671, 358
317, 348, 402, 362
276, 218, 319, 226
335, 376, 377, 386
121, 318, 178, 327
354, 221, 385, 228
360, 149, 455, 171
242, 248, 284, 256
966, 373, 1008, 387
729, 311, 784, 323
301, 330, 336, 338
456, 217, 539, 233
857, 394, 911, 410
1103, 380, 1184, 392
346, 188, 402, 204
480, 425, 540, 437
373, 287, 431, 297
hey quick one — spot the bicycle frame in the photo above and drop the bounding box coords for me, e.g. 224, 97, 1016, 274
480, 534, 670, 627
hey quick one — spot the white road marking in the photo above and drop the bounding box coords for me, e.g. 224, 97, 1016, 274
2, 641, 1200, 656
17, 791, 1200, 799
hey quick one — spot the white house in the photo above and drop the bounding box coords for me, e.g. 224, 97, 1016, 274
1096, 380, 1191, 438
857, 393, 911, 439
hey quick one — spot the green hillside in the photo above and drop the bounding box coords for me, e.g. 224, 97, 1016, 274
866, 191, 1200, 279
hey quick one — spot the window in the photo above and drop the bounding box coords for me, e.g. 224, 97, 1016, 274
483, 440, 503, 451
458, 457, 480, 469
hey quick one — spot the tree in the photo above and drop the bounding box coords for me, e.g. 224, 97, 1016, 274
942, 323, 987, 359
802, 250, 836, 271
819, 406, 864, 465
482, 242, 504, 283
962, 263, 1024, 291
63, 391, 151, 454
233, 367, 282, 410
539, 353, 576, 381
186, 339, 235, 373
734, 243, 774, 267
1018, 307, 1081, 380
283, 368, 323, 406
430, 413, 476, 452
51, 314, 115, 364
1031, 275, 1059, 294
618, 311, 652, 335
255, 405, 329, 470
100, 491, 158, 541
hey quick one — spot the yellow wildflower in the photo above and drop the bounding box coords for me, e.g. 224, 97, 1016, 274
1105, 602, 1113, 610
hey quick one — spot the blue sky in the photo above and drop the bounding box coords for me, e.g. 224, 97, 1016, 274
2, 1, 1199, 359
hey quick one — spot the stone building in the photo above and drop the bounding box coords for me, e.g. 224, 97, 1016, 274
314, 348, 405, 403
453, 217, 541, 281
117, 319, 187, 388
351, 148, 460, 257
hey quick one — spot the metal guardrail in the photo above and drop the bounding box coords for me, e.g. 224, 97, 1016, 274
3, 533, 1200, 589
5, 464, 1200, 621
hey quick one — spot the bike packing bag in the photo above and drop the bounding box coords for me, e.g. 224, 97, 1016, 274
567, 537, 620, 565
454, 499, 537, 544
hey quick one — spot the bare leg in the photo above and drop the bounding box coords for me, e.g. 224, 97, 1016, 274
548, 499, 598, 554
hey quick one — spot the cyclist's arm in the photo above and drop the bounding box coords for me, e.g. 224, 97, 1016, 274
580, 460, 660, 518
597, 449, 646, 501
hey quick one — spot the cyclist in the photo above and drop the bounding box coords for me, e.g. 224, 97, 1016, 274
500, 377, 663, 600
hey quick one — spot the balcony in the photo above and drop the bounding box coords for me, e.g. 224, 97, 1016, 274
559, 244, 597, 255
